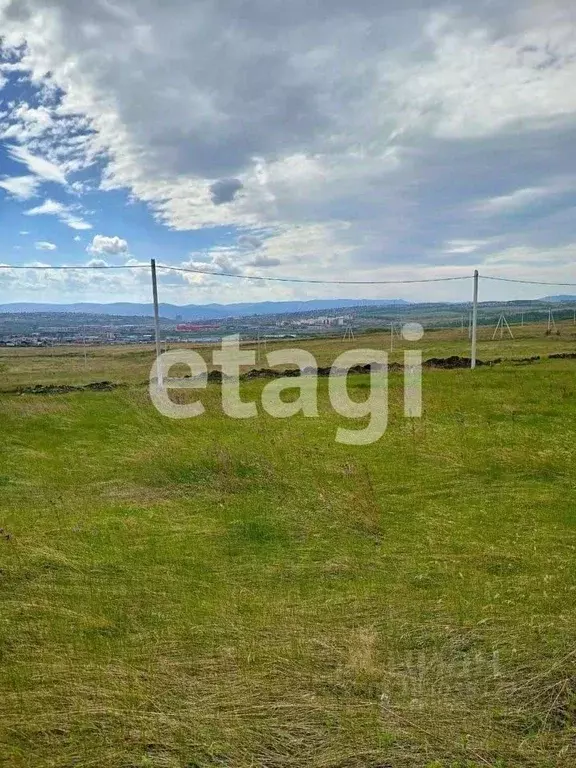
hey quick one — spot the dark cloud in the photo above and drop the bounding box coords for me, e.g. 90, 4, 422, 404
237, 234, 263, 249
210, 178, 243, 205
248, 254, 281, 267
2, 0, 576, 294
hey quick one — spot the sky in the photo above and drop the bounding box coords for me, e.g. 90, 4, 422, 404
0, 0, 576, 306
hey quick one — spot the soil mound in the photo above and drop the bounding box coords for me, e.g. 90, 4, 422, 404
18, 381, 119, 395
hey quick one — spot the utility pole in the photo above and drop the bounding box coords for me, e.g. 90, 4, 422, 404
151, 258, 163, 389
471, 270, 479, 370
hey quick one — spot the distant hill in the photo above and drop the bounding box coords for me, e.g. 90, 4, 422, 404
541, 295, 576, 302
0, 298, 408, 320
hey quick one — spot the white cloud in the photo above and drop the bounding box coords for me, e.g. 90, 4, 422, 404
482, 243, 576, 268
182, 223, 354, 287
34, 240, 57, 251
0, 260, 153, 303
444, 240, 489, 254
1, 1, 576, 301
0, 175, 40, 200
385, 17, 576, 142
25, 198, 92, 231
26, 200, 65, 216
65, 217, 92, 231
87, 235, 128, 256
1, 104, 54, 142
473, 180, 574, 214
7, 144, 67, 185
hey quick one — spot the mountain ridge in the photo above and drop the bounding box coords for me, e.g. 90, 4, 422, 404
0, 298, 408, 320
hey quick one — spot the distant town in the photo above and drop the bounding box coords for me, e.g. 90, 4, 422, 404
0, 308, 362, 347
1, 297, 575, 347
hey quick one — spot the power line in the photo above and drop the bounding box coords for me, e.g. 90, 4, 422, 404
0, 262, 472, 285
481, 275, 576, 287
161, 264, 471, 285
2, 262, 576, 287
0, 264, 149, 271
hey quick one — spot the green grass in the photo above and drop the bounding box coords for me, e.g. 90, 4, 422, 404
1, 335, 576, 766
2, 320, 576, 389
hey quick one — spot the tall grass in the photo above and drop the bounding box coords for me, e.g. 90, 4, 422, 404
1, 345, 576, 766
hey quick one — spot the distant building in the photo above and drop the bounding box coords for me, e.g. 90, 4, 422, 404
176, 323, 220, 331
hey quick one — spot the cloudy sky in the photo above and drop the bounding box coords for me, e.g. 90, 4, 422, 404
0, 0, 575, 305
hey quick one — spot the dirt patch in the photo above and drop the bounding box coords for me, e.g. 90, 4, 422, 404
8, 357, 507, 394
206, 370, 227, 383
423, 355, 500, 369
241, 368, 284, 380
15, 381, 121, 395
242, 362, 389, 379
240, 357, 501, 377
511, 355, 541, 364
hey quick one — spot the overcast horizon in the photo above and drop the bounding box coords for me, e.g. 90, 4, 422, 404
1, 0, 576, 306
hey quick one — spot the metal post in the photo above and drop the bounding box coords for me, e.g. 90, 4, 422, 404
151, 258, 163, 388
471, 270, 478, 369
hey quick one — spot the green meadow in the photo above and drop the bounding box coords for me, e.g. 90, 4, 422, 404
1, 327, 576, 767
1, 319, 575, 388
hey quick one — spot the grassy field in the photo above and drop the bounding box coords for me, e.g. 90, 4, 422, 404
1, 327, 576, 767
2, 320, 576, 389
